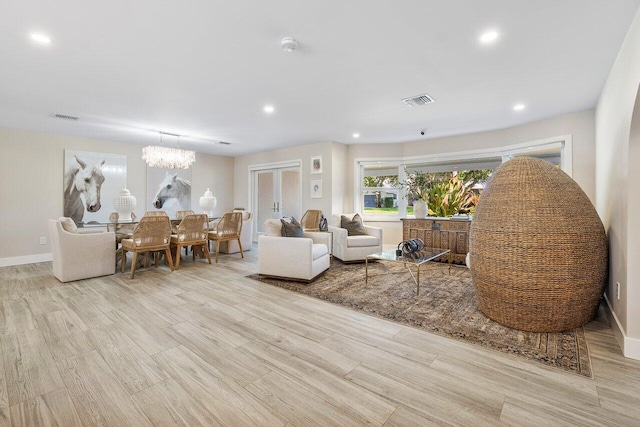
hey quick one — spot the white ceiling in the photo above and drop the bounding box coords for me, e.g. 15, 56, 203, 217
1, 0, 639, 157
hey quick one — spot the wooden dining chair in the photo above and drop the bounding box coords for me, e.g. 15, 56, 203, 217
300, 209, 323, 231
208, 212, 243, 263
170, 214, 211, 269
176, 210, 195, 220
145, 211, 168, 216
107, 211, 137, 268
121, 215, 174, 278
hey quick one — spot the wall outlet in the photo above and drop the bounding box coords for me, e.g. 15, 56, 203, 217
616, 282, 621, 300
39, 236, 47, 245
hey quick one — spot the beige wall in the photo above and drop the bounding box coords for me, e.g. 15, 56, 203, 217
595, 7, 640, 354
0, 126, 234, 262
347, 109, 596, 245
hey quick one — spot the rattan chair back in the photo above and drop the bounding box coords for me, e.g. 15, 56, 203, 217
208, 212, 244, 263
145, 211, 168, 216
176, 210, 195, 220
300, 210, 323, 231
133, 215, 172, 248
175, 214, 209, 243
469, 157, 607, 332
212, 212, 243, 239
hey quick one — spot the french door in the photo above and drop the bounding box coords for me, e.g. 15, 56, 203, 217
251, 163, 301, 241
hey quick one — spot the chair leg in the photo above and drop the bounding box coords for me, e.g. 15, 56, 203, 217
175, 244, 181, 270
215, 240, 220, 263
155, 251, 159, 268
164, 248, 174, 271
192, 245, 196, 261
237, 238, 244, 258
130, 252, 138, 279
121, 248, 126, 273
203, 243, 212, 264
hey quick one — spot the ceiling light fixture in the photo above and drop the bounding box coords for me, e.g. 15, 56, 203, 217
479, 30, 499, 44
281, 37, 298, 52
352, 133, 360, 138
513, 103, 526, 111
263, 105, 275, 113
142, 132, 196, 169
30, 33, 51, 44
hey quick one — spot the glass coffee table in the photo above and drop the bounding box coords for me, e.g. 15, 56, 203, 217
365, 248, 452, 295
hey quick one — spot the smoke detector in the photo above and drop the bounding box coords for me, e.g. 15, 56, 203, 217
281, 37, 298, 52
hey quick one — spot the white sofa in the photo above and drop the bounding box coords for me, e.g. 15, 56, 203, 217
258, 218, 330, 282
328, 213, 383, 262
48, 219, 116, 282
217, 210, 253, 254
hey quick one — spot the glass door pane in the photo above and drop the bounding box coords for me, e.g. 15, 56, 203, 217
280, 169, 300, 220
256, 171, 275, 235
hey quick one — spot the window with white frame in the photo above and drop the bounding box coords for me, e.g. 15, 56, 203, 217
360, 163, 402, 218
355, 137, 571, 221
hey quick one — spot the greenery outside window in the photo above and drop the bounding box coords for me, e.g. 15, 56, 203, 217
356, 136, 571, 221
361, 164, 401, 217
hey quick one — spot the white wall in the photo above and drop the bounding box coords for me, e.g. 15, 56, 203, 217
0, 126, 234, 264
347, 109, 596, 245
595, 7, 640, 358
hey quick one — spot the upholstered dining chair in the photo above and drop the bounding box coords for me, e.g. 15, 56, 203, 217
170, 214, 211, 269
121, 215, 174, 279
208, 211, 243, 263
300, 209, 323, 231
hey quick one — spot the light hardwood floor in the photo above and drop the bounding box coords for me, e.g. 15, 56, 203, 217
1, 247, 639, 426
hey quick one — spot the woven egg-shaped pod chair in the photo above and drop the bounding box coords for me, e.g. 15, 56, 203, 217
469, 157, 607, 332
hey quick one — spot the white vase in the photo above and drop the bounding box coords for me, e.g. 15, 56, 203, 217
413, 199, 427, 219
199, 188, 217, 217
112, 186, 136, 220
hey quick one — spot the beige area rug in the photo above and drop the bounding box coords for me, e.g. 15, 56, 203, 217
248, 259, 593, 377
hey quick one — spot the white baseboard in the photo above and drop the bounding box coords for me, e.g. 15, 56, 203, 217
603, 294, 640, 360
0, 253, 52, 267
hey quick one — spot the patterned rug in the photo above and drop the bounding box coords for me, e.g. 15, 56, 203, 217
248, 259, 593, 377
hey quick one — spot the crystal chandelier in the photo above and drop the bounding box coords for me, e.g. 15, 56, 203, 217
142, 132, 196, 169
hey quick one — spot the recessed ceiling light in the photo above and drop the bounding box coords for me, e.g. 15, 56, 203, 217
263, 105, 274, 114
513, 103, 526, 111
352, 133, 360, 138
479, 30, 499, 45
30, 33, 51, 45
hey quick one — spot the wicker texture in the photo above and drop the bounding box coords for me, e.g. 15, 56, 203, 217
145, 211, 168, 216
121, 215, 174, 278
176, 210, 195, 220
171, 214, 211, 268
208, 212, 244, 263
300, 210, 323, 231
469, 157, 607, 332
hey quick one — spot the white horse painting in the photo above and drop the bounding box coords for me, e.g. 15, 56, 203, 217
152, 172, 192, 210
64, 155, 106, 224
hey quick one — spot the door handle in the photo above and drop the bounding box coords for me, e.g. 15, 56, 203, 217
273, 202, 277, 212
276, 202, 280, 213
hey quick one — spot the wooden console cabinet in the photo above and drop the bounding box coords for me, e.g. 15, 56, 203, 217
401, 217, 471, 265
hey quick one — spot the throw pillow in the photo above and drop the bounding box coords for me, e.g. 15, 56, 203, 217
281, 217, 303, 237
341, 213, 367, 236
59, 217, 78, 233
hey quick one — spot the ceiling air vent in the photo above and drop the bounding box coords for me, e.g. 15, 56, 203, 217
401, 93, 435, 107
218, 141, 231, 145
51, 113, 79, 121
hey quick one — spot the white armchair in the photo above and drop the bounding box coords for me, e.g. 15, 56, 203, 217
328, 213, 383, 262
258, 219, 329, 282
218, 210, 253, 254
48, 219, 116, 282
